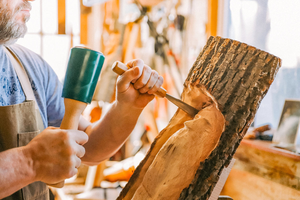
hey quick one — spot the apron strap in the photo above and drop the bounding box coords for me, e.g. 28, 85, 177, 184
3, 46, 39, 110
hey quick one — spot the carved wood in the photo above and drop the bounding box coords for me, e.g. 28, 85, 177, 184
118, 36, 281, 200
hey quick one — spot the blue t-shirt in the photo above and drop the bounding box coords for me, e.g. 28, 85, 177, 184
0, 44, 65, 128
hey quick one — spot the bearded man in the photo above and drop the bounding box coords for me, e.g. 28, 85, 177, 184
0, 1, 164, 199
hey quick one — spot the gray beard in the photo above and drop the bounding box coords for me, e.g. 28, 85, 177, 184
0, 5, 30, 45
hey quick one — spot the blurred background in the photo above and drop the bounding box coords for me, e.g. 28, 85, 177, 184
19, 0, 300, 129
19, 0, 300, 199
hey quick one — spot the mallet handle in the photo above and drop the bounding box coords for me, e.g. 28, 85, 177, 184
48, 99, 87, 188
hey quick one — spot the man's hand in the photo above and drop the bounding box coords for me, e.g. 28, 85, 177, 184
116, 59, 164, 109
23, 127, 88, 184
80, 59, 163, 164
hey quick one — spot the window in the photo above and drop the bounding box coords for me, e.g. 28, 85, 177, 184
17, 0, 81, 81
221, 0, 300, 128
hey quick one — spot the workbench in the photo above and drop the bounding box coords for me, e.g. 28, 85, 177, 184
220, 139, 300, 200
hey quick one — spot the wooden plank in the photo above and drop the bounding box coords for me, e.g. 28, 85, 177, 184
122, 23, 140, 63
221, 168, 300, 200
208, 159, 235, 200
234, 140, 300, 190
240, 139, 300, 161
58, 0, 66, 34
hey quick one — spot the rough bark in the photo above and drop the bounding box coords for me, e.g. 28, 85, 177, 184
178, 36, 281, 199
118, 36, 281, 200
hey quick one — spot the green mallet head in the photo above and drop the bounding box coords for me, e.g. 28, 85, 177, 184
62, 47, 105, 103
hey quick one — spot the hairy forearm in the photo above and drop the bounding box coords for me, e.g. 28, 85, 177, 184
82, 101, 142, 164
0, 147, 35, 198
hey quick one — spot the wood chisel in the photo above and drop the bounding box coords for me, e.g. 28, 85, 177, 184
112, 61, 199, 117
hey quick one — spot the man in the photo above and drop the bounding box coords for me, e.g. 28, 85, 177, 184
0, 0, 164, 199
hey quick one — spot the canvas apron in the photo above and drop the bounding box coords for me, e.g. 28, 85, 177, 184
0, 47, 49, 200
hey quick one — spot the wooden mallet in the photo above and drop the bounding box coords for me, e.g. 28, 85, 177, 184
48, 47, 105, 188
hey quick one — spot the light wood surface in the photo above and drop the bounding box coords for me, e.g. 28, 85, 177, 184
221, 139, 300, 199
221, 168, 300, 200
60, 98, 87, 130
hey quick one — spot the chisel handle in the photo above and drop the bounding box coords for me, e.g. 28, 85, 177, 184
112, 61, 167, 98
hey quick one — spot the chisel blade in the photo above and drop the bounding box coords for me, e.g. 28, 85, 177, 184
165, 93, 199, 117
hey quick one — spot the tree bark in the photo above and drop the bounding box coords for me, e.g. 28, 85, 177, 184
118, 36, 281, 200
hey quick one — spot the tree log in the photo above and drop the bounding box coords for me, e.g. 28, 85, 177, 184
118, 36, 281, 200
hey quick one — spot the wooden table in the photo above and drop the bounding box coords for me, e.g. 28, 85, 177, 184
220, 139, 300, 200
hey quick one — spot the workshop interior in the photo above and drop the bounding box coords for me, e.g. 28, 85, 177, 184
14, 0, 300, 199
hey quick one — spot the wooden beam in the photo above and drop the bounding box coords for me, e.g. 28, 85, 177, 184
80, 0, 92, 45
207, 0, 218, 38
58, 0, 66, 34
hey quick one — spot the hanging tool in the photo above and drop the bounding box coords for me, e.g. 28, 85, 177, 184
111, 61, 199, 117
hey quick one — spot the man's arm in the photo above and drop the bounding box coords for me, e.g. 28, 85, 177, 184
0, 147, 35, 199
81, 59, 163, 164
81, 101, 142, 165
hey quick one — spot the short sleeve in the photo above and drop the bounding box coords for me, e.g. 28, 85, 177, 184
45, 64, 65, 127
9, 44, 65, 128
